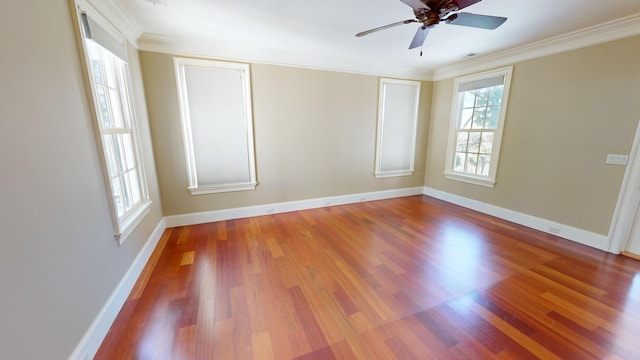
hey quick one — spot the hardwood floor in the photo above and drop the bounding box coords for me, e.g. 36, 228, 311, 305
95, 195, 640, 359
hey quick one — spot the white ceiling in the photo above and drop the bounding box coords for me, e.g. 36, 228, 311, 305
115, 0, 640, 79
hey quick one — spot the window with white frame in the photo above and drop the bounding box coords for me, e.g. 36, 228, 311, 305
75, 4, 150, 243
445, 67, 513, 188
174, 57, 257, 195
375, 78, 421, 178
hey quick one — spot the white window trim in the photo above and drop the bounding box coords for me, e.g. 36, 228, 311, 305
375, 78, 421, 178
174, 57, 257, 195
72, 0, 151, 244
444, 66, 513, 188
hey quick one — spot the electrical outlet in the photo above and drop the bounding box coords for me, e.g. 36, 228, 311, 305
606, 154, 628, 166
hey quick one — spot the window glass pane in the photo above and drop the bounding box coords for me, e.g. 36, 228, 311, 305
489, 86, 503, 105
96, 85, 112, 128
454, 153, 466, 172
121, 173, 132, 211
476, 88, 489, 107
460, 108, 473, 129
485, 106, 500, 129
113, 134, 125, 173
468, 132, 481, 153
480, 132, 494, 155
463, 91, 476, 108
88, 46, 105, 84
478, 155, 491, 176
117, 70, 132, 128
466, 153, 478, 174
109, 88, 125, 128
121, 133, 136, 171
127, 169, 141, 206
103, 52, 118, 88
103, 135, 117, 176
456, 132, 468, 152
112, 177, 124, 218
472, 109, 486, 129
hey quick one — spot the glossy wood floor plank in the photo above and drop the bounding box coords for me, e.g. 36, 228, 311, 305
95, 195, 640, 359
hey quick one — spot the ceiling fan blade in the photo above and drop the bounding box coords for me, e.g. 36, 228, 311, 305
356, 19, 417, 37
454, 0, 482, 10
448, 12, 507, 29
409, 26, 431, 49
400, 0, 430, 10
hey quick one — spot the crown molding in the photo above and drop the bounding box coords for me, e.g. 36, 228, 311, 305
137, 34, 435, 81
92, 2, 640, 82
137, 12, 640, 82
80, 0, 142, 46
433, 12, 640, 81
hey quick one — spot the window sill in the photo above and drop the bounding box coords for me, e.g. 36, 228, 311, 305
115, 200, 152, 245
444, 172, 496, 188
375, 170, 414, 178
189, 182, 257, 195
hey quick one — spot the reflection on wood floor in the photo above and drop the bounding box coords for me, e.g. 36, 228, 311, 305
96, 195, 640, 359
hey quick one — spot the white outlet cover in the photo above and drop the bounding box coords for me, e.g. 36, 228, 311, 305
606, 154, 628, 166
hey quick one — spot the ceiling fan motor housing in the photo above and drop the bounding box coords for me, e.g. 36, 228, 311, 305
444, 2, 460, 12
414, 8, 442, 27
416, 0, 462, 28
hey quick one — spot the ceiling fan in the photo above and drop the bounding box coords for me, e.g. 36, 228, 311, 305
356, 0, 507, 50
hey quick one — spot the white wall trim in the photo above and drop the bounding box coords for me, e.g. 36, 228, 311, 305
443, 66, 513, 187
375, 78, 421, 179
433, 12, 640, 81
607, 120, 640, 254
165, 187, 424, 228
423, 187, 611, 252
69, 218, 167, 360
136, 34, 435, 81
173, 57, 258, 195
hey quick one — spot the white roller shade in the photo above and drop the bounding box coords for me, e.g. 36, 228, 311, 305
458, 75, 504, 92
80, 12, 127, 61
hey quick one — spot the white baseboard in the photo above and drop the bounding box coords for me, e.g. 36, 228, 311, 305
165, 187, 425, 227
69, 218, 167, 360
423, 186, 611, 252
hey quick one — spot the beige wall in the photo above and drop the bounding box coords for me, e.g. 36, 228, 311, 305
0, 1, 163, 358
141, 51, 432, 216
425, 36, 640, 235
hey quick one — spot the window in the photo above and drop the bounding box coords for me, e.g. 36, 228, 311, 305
174, 57, 257, 195
75, 3, 150, 243
445, 67, 513, 187
375, 78, 421, 178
